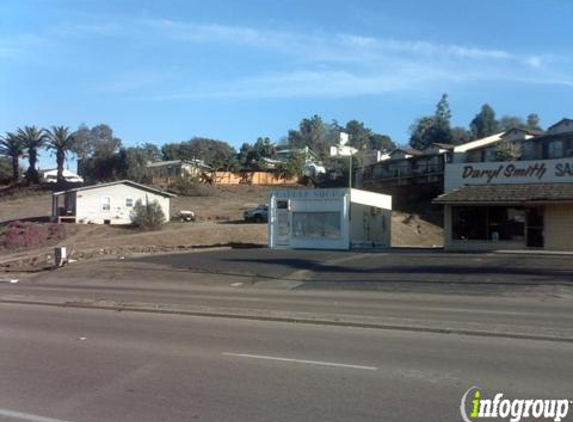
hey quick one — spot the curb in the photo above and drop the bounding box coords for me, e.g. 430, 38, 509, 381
1, 297, 572, 344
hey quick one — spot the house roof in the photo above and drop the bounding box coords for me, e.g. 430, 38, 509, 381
53, 180, 176, 197
41, 168, 81, 177
146, 159, 212, 169
547, 118, 573, 132
390, 148, 423, 157
433, 183, 573, 205
431, 143, 456, 150
453, 132, 506, 153
500, 127, 546, 138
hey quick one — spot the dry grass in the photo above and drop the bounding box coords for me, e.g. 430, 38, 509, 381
0, 184, 443, 272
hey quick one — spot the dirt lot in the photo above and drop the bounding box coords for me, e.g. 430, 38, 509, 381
0, 185, 443, 273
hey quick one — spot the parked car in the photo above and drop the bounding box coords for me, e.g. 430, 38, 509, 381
243, 205, 268, 223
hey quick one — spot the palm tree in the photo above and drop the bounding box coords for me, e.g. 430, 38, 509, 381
47, 126, 76, 184
17, 125, 47, 184
0, 132, 26, 184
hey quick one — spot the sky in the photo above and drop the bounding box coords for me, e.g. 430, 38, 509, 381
1, 0, 572, 168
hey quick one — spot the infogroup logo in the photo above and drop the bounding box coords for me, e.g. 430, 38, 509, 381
460, 387, 571, 422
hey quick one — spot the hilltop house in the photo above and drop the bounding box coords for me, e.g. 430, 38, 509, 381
52, 180, 175, 225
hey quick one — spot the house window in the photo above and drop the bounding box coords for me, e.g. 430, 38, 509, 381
547, 141, 564, 159
101, 196, 111, 212
125, 197, 134, 208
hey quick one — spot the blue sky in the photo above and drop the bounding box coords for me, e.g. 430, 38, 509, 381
1, 0, 572, 168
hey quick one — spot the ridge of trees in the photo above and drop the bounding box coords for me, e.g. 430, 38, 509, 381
1, 105, 546, 186
409, 94, 544, 150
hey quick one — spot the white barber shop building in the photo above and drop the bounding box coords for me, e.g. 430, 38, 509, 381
434, 118, 573, 251
268, 188, 392, 250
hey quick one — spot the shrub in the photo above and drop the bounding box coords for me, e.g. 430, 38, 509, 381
169, 177, 210, 197
1, 221, 67, 250
130, 199, 165, 230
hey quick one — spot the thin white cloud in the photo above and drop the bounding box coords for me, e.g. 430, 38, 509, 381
4, 15, 571, 100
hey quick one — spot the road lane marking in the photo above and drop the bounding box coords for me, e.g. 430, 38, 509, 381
223, 352, 378, 371
0, 409, 76, 422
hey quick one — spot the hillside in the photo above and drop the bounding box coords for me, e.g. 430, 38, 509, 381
0, 185, 443, 272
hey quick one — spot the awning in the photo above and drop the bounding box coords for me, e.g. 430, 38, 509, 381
433, 183, 573, 205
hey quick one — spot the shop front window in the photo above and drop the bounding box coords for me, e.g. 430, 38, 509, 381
452, 206, 525, 241
452, 207, 488, 240
292, 212, 341, 239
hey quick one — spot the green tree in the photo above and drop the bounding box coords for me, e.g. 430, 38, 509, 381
0, 156, 12, 184
278, 151, 305, 179
72, 124, 123, 182
451, 127, 473, 145
499, 115, 525, 131
139, 143, 162, 162
238, 137, 276, 170
72, 123, 122, 160
46, 126, 76, 184
130, 199, 165, 230
498, 114, 543, 132
17, 126, 47, 184
495, 140, 522, 161
470, 104, 499, 139
288, 115, 333, 158
432, 93, 453, 143
368, 133, 395, 151
525, 113, 542, 131
345, 120, 372, 150
409, 94, 454, 150
409, 116, 436, 150
0, 132, 25, 184
161, 138, 236, 170
125, 148, 149, 183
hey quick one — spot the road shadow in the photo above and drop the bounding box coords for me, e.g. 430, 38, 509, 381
223, 257, 573, 284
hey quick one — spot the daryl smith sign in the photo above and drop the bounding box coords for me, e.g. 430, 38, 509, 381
445, 159, 573, 192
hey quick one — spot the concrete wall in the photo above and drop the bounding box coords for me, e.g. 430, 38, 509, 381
75, 184, 171, 225
545, 203, 573, 250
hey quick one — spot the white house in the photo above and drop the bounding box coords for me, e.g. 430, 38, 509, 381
40, 168, 84, 184
268, 188, 392, 250
52, 180, 175, 224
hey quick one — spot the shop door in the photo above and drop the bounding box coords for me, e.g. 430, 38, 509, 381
526, 207, 544, 248
275, 210, 290, 247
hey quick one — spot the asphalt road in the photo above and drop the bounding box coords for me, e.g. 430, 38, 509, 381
1, 304, 572, 422
3, 248, 573, 341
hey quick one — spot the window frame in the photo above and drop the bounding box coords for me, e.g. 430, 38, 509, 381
101, 196, 111, 212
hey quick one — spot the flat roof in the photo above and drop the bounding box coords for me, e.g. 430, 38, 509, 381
434, 183, 573, 205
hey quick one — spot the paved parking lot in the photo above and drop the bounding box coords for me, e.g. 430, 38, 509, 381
133, 248, 573, 294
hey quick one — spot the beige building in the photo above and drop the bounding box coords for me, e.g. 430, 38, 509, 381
146, 160, 212, 185
434, 118, 573, 251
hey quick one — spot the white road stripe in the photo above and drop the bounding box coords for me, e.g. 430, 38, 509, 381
0, 409, 76, 422
223, 352, 378, 371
